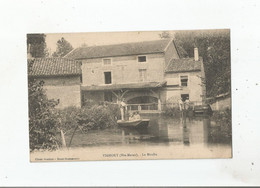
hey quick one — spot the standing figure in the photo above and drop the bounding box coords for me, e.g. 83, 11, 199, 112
120, 98, 127, 121
178, 99, 184, 111
184, 98, 190, 110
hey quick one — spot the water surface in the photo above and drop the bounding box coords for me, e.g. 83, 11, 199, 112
68, 114, 232, 149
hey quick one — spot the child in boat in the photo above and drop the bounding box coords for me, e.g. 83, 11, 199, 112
128, 112, 135, 121
133, 111, 141, 120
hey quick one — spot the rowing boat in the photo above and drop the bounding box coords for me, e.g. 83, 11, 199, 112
117, 119, 150, 128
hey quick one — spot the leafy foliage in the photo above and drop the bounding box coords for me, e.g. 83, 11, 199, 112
56, 106, 80, 134
209, 108, 232, 143
28, 59, 61, 151
76, 105, 119, 132
28, 60, 60, 151
27, 34, 47, 58
52, 37, 73, 57
162, 106, 182, 118
54, 103, 120, 147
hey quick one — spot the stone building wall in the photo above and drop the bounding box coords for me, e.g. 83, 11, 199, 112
210, 97, 231, 111
36, 76, 81, 109
164, 71, 204, 103
81, 53, 167, 86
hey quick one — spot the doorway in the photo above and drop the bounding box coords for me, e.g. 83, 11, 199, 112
181, 94, 189, 102
104, 72, 112, 84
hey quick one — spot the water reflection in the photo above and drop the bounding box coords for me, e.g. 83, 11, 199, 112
119, 114, 209, 146
69, 113, 231, 148
182, 117, 190, 146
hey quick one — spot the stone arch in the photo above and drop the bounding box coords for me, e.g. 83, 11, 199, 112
124, 90, 159, 103
127, 96, 158, 104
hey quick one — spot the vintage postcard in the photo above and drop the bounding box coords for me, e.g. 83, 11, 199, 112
27, 30, 231, 162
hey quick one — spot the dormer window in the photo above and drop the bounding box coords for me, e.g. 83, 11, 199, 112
103, 58, 111, 65
138, 56, 146, 62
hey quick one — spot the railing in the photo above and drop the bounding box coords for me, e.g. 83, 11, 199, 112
127, 103, 158, 111
84, 100, 204, 111
163, 101, 204, 110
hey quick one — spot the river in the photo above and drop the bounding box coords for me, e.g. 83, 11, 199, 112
67, 114, 232, 148
31, 114, 232, 161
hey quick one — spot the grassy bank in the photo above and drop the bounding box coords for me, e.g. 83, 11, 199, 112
162, 106, 194, 118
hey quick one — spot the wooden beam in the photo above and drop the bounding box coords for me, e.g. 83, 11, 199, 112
121, 90, 129, 99
149, 89, 159, 98
111, 91, 119, 98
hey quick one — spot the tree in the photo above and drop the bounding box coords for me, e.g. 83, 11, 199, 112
28, 59, 61, 151
27, 34, 47, 58
159, 31, 172, 39
159, 31, 188, 58
52, 37, 73, 57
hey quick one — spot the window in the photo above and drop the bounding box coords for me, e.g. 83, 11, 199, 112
104, 72, 112, 84
103, 58, 111, 65
138, 56, 146, 62
180, 76, 188, 86
139, 69, 147, 82
104, 92, 113, 102
181, 94, 189, 102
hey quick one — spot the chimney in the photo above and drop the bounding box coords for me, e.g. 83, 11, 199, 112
27, 44, 32, 59
194, 47, 199, 61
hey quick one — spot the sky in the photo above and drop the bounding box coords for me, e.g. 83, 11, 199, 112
45, 31, 174, 54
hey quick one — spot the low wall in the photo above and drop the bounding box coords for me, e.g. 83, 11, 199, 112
210, 97, 231, 111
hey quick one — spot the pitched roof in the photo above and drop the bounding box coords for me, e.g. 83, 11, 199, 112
28, 58, 81, 77
81, 81, 167, 91
65, 39, 172, 59
165, 58, 202, 73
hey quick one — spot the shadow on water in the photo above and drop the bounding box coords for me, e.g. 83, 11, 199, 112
67, 113, 232, 148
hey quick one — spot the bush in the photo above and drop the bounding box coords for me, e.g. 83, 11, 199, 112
77, 105, 119, 132
28, 79, 61, 151
162, 106, 182, 117
105, 102, 121, 121
209, 108, 232, 143
56, 106, 81, 133
83, 99, 96, 108
55, 103, 120, 147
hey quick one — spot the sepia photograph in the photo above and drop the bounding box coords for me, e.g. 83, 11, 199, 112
27, 30, 231, 162
3, 0, 260, 186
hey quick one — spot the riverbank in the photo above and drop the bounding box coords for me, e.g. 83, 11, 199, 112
209, 108, 232, 143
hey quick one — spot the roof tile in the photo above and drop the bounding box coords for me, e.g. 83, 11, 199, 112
28, 58, 81, 77
65, 39, 172, 59
165, 58, 202, 73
